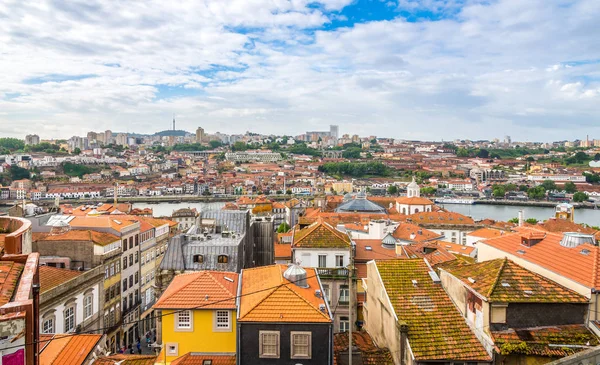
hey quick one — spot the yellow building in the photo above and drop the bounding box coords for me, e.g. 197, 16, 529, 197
153, 271, 239, 364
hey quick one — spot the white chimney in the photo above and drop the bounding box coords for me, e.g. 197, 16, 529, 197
518, 210, 524, 227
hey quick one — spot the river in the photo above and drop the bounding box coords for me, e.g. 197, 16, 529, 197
132, 200, 600, 226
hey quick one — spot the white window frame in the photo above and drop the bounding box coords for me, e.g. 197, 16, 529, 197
290, 331, 312, 359
213, 310, 231, 331
339, 316, 350, 332
64, 306, 75, 333
166, 342, 178, 357
84, 294, 93, 319
42, 317, 55, 334
175, 310, 193, 331
259, 330, 280, 359
322, 284, 331, 304
339, 285, 349, 303
318, 254, 327, 268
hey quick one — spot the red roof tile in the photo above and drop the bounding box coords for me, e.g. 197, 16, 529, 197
39, 334, 102, 365
171, 353, 236, 365
39, 266, 82, 294
154, 271, 238, 310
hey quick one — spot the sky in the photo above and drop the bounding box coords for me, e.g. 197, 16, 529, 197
0, 0, 599, 142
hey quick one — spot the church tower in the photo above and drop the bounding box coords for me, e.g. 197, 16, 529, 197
407, 176, 420, 198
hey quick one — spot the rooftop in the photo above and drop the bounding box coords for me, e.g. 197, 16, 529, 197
238, 264, 331, 323
0, 261, 24, 306
154, 271, 239, 310
39, 266, 83, 294
480, 231, 600, 288
92, 354, 158, 365
442, 258, 588, 303
374, 259, 491, 361
34, 230, 120, 246
39, 334, 103, 365
293, 219, 351, 249
170, 353, 236, 365
333, 331, 394, 365
406, 211, 475, 226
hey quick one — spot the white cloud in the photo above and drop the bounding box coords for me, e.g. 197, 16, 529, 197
0, 0, 599, 141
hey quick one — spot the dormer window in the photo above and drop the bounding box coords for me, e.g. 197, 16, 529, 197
193, 255, 204, 263
218, 255, 229, 264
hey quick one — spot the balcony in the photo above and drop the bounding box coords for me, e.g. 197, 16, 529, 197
105, 319, 123, 335
316, 267, 351, 279
123, 300, 141, 317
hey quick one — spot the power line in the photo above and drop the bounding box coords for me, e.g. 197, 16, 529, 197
11, 271, 324, 353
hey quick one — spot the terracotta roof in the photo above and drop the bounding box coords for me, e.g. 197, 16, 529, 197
468, 228, 505, 239
442, 258, 588, 303
39, 334, 102, 365
274, 243, 291, 260
406, 211, 475, 226
333, 331, 394, 365
395, 197, 434, 206
480, 232, 600, 288
34, 230, 120, 246
402, 242, 457, 267
491, 325, 598, 357
0, 261, 24, 306
374, 259, 491, 361
354, 239, 399, 261
154, 271, 238, 310
39, 266, 83, 294
93, 354, 158, 365
171, 353, 236, 365
536, 218, 600, 237
433, 240, 476, 256
238, 264, 331, 323
392, 223, 442, 242
68, 216, 138, 233
293, 219, 351, 249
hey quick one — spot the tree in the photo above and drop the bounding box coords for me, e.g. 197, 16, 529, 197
508, 217, 519, 224
573, 191, 589, 202
286, 189, 292, 195
540, 180, 557, 191
456, 148, 470, 157
527, 186, 546, 200
73, 147, 81, 155
492, 186, 506, 198
595, 153, 600, 161
277, 222, 291, 233
563, 182, 577, 194
231, 142, 248, 151
387, 185, 398, 195
0, 138, 25, 151
525, 218, 539, 225
518, 184, 529, 192
10, 165, 30, 181
342, 147, 362, 159
421, 187, 437, 196
584, 172, 600, 184
477, 149, 489, 158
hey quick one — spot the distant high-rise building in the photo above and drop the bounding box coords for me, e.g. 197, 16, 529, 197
104, 130, 113, 144
196, 127, 205, 144
116, 133, 128, 147
330, 125, 339, 140
173, 116, 176, 131
25, 134, 40, 145
504, 135, 511, 144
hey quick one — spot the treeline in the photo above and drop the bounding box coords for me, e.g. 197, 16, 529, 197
63, 162, 102, 178
319, 162, 390, 177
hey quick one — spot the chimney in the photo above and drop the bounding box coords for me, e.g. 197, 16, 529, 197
518, 210, 524, 227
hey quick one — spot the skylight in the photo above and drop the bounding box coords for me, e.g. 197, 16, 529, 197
365, 246, 373, 251
501, 282, 510, 287
517, 250, 526, 255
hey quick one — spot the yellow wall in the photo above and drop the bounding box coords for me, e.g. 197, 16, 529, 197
161, 309, 237, 364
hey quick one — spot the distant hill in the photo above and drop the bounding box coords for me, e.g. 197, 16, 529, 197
154, 130, 188, 137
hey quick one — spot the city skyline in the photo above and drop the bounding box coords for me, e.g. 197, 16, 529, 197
1, 0, 599, 141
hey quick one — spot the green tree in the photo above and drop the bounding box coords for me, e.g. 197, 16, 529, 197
595, 153, 600, 161
208, 140, 223, 149
525, 218, 539, 225
277, 222, 291, 233
540, 180, 557, 191
342, 147, 362, 159
286, 189, 292, 195
518, 184, 529, 192
573, 191, 589, 202
584, 173, 600, 184
508, 217, 519, 224
477, 149, 490, 158
387, 185, 398, 195
421, 187, 437, 196
0, 138, 25, 151
456, 148, 470, 157
492, 186, 506, 198
231, 142, 248, 151
563, 181, 577, 194
10, 165, 30, 181
527, 186, 546, 200
73, 147, 81, 155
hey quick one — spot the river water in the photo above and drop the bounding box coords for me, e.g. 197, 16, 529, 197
132, 201, 600, 226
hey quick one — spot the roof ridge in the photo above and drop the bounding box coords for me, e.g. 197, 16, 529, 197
487, 258, 508, 298
591, 247, 600, 288
157, 271, 206, 304
251, 284, 330, 321
207, 271, 237, 297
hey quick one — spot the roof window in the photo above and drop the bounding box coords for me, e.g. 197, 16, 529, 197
501, 282, 510, 287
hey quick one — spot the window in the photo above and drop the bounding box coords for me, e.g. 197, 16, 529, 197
115, 261, 120, 273
177, 310, 192, 330
335, 255, 344, 267
64, 306, 75, 332
322, 284, 331, 304
129, 254, 133, 266
202, 361, 212, 365
339, 285, 349, 303
339, 316, 349, 332
129, 237, 133, 249
42, 317, 55, 334
166, 343, 178, 356
135, 252, 139, 263
217, 255, 229, 264
84, 294, 93, 319
214, 310, 230, 331
109, 263, 115, 276
141, 255, 145, 265
193, 254, 204, 263
291, 332, 312, 359
123, 257, 127, 269
122, 279, 127, 291
318, 254, 327, 268
135, 234, 139, 246
129, 275, 133, 287
135, 272, 139, 284
259, 331, 280, 358
105, 267, 109, 279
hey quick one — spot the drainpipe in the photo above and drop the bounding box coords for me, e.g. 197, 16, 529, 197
398, 321, 408, 365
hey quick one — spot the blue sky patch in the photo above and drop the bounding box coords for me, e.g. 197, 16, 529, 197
22, 73, 97, 84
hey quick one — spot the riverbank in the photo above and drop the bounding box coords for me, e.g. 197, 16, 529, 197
474, 199, 589, 208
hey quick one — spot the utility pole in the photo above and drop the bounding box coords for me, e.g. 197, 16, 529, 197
348, 239, 354, 365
